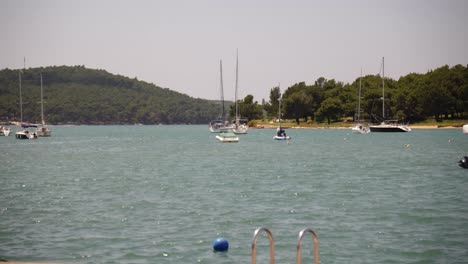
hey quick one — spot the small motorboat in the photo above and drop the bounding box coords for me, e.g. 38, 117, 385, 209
216, 132, 239, 143
458, 156, 468, 169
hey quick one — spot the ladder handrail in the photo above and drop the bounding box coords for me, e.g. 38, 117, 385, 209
296, 228, 319, 264
251, 227, 275, 264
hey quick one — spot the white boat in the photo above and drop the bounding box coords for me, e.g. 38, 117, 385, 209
351, 68, 370, 134
463, 124, 468, 134
15, 70, 37, 139
15, 124, 38, 139
209, 60, 233, 133
232, 50, 249, 135
233, 123, 248, 134
369, 57, 411, 133
352, 124, 370, 134
216, 131, 239, 143
274, 127, 291, 140
0, 126, 11, 136
273, 94, 291, 140
36, 73, 51, 137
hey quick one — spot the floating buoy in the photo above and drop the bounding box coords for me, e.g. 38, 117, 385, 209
213, 237, 229, 252
405, 144, 410, 148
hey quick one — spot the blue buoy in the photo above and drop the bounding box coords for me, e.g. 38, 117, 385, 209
213, 237, 229, 252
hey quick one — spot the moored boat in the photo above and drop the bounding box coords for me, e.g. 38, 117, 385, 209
0, 126, 11, 136
15, 124, 38, 139
369, 120, 411, 132
216, 131, 239, 143
209, 60, 232, 133
232, 50, 249, 135
351, 68, 370, 134
273, 93, 291, 140
458, 156, 468, 168
15, 70, 37, 139
36, 73, 52, 137
370, 57, 410, 133
352, 124, 370, 134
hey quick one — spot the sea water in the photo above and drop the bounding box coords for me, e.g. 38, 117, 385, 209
1, 125, 467, 264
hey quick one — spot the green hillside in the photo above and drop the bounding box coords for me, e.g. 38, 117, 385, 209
0, 66, 228, 125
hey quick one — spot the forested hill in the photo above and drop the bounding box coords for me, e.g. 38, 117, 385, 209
0, 66, 227, 125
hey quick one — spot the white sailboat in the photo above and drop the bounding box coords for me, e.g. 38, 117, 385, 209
369, 57, 411, 132
232, 50, 248, 134
36, 73, 51, 137
273, 95, 290, 140
15, 70, 37, 139
209, 60, 234, 133
351, 68, 370, 134
0, 126, 11, 136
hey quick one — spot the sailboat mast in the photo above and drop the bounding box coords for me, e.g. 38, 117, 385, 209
40, 73, 45, 125
358, 68, 362, 122
382, 57, 385, 119
19, 70, 23, 123
278, 84, 282, 128
219, 60, 225, 121
235, 50, 239, 125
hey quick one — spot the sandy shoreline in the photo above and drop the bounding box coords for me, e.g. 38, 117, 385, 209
254, 125, 461, 130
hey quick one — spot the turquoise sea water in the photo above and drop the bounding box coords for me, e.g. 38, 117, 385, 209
1, 125, 467, 264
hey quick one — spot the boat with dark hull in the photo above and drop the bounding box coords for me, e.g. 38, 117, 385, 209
369, 120, 411, 132
459, 156, 468, 169
370, 57, 411, 133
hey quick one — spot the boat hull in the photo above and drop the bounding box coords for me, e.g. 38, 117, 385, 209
215, 132, 239, 143
459, 156, 468, 168
233, 125, 248, 134
369, 127, 408, 132
15, 131, 37, 139
273, 136, 291, 140
369, 121, 411, 132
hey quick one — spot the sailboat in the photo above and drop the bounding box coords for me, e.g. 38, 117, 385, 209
0, 126, 11, 136
273, 95, 291, 140
369, 57, 411, 132
232, 50, 248, 134
209, 60, 233, 133
351, 68, 370, 134
36, 73, 51, 137
15, 70, 37, 139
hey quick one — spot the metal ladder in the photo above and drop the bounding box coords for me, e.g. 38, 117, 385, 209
251, 227, 319, 264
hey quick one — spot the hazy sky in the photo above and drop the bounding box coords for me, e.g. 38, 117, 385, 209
1, 0, 467, 101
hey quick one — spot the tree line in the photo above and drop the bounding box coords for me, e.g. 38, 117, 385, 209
0, 64, 466, 125
0, 66, 228, 125
260, 64, 467, 124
